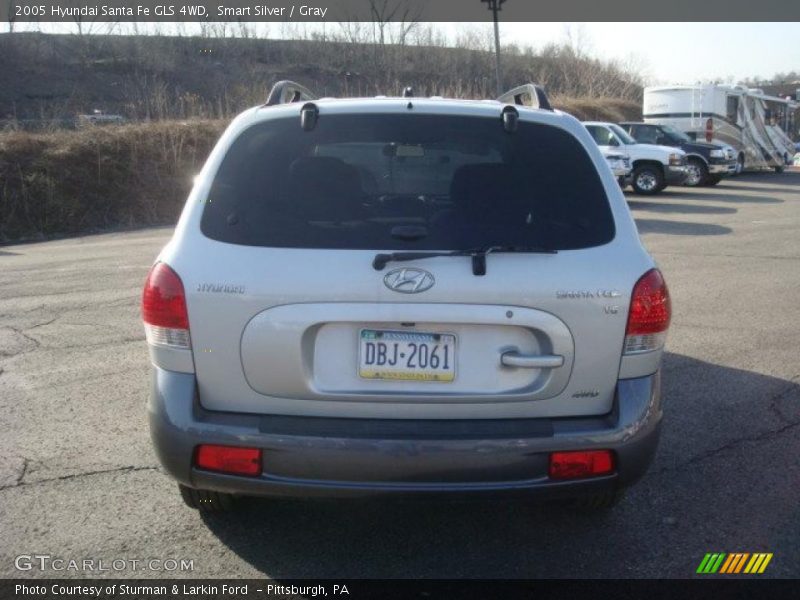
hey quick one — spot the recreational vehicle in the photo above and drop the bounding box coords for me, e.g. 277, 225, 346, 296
643, 85, 798, 173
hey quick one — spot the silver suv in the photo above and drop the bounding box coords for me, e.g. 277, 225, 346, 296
143, 82, 671, 511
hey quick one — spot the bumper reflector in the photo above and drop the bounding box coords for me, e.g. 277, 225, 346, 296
549, 450, 614, 480
195, 445, 262, 477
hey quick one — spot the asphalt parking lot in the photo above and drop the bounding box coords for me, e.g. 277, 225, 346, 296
1, 172, 799, 579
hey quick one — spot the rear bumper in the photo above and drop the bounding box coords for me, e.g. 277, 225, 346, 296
149, 367, 662, 499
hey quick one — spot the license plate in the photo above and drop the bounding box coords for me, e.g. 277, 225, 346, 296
358, 329, 456, 382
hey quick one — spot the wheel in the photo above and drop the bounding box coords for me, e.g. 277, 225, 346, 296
774, 165, 784, 173
734, 154, 744, 175
704, 175, 722, 186
179, 484, 235, 512
566, 489, 625, 512
684, 158, 708, 187
631, 164, 665, 195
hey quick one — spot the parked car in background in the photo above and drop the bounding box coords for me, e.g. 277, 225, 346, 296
619, 122, 735, 187
76, 111, 126, 127
601, 148, 632, 187
143, 82, 670, 512
583, 122, 688, 195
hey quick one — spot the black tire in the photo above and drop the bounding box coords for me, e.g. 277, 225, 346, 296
774, 165, 784, 173
704, 174, 722, 186
179, 484, 235, 512
567, 489, 625, 512
631, 164, 665, 195
684, 158, 708, 187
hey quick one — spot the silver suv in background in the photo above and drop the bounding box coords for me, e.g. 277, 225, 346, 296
143, 82, 671, 512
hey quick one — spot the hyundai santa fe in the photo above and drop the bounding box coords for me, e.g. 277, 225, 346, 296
143, 82, 671, 511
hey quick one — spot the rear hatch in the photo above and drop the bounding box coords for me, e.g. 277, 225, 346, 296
181, 108, 646, 419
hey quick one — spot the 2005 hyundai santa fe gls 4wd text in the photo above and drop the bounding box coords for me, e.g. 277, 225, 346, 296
142, 82, 671, 512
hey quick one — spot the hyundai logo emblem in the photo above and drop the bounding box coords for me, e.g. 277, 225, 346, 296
383, 268, 435, 294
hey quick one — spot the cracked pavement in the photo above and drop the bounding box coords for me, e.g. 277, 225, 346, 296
1, 174, 799, 579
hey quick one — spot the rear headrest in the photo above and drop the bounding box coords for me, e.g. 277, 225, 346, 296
287, 156, 364, 220
450, 163, 516, 216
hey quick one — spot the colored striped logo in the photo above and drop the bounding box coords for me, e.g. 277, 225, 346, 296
696, 553, 773, 574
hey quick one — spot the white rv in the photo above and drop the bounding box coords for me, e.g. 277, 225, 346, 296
643, 85, 798, 173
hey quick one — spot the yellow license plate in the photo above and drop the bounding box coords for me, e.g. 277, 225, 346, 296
358, 329, 456, 382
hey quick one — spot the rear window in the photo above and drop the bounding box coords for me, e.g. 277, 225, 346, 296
201, 113, 615, 250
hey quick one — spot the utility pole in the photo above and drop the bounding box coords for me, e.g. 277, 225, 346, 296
482, 0, 506, 96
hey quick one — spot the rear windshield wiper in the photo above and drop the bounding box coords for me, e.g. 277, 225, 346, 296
372, 245, 557, 276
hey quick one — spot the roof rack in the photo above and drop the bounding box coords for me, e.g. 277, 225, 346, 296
265, 80, 317, 106
497, 84, 553, 111
263, 80, 554, 110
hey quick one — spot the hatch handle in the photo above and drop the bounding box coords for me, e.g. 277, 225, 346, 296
500, 351, 564, 369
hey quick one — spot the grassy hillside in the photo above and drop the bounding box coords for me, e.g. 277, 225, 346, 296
0, 31, 644, 242
0, 94, 641, 243
0, 31, 644, 123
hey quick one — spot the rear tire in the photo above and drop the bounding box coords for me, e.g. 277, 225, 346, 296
631, 165, 665, 195
684, 158, 708, 187
179, 484, 235, 512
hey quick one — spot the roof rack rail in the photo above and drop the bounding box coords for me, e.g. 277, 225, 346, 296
265, 80, 317, 106
496, 84, 553, 111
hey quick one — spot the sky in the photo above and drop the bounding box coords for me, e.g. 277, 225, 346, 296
11, 21, 800, 85
448, 22, 800, 85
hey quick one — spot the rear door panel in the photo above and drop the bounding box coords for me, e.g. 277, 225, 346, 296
177, 240, 649, 419
241, 303, 574, 400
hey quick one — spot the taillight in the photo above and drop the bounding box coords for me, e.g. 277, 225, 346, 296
195, 445, 262, 477
705, 117, 713, 142
549, 450, 614, 480
624, 268, 671, 354
142, 262, 191, 349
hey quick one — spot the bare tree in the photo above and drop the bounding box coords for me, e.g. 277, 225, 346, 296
6, 0, 17, 33
388, 2, 423, 47
236, 20, 255, 39
365, 0, 422, 47
70, 4, 100, 37
337, 21, 369, 45
369, 0, 422, 47
561, 24, 591, 58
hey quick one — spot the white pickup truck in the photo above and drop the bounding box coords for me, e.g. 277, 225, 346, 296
584, 122, 688, 195
600, 148, 632, 188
